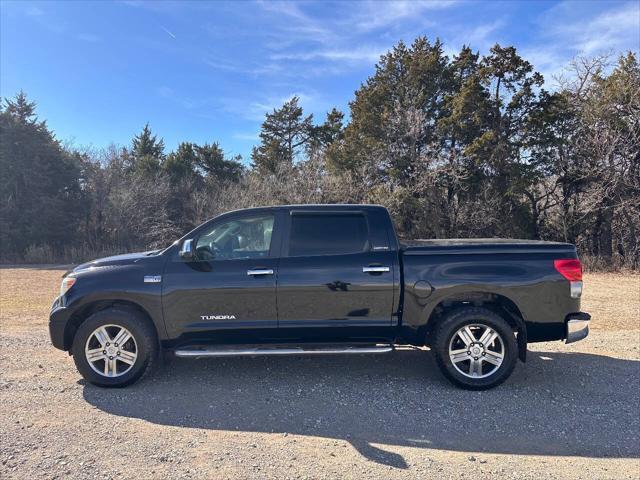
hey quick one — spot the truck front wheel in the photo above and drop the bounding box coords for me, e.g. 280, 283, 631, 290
71, 308, 158, 388
433, 307, 518, 390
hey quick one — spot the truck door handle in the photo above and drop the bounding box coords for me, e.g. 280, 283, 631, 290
362, 266, 390, 273
247, 269, 274, 276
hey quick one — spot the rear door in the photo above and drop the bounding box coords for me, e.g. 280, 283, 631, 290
276, 209, 396, 340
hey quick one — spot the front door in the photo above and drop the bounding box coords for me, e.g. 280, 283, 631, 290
162, 212, 279, 341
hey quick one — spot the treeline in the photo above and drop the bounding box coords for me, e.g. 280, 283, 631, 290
1, 38, 638, 269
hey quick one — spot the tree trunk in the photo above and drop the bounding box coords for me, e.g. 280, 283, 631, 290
599, 200, 614, 260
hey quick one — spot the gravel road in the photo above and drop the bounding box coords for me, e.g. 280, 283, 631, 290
1, 268, 639, 479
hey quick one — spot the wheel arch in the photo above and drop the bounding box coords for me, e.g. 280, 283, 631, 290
422, 291, 528, 362
63, 300, 158, 352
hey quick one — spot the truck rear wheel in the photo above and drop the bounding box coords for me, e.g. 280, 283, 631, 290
433, 307, 517, 390
71, 308, 158, 388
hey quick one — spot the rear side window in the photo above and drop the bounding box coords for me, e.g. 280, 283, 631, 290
289, 213, 369, 256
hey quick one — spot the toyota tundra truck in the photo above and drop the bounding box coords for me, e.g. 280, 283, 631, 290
49, 204, 590, 389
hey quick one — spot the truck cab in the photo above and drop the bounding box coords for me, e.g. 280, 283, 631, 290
163, 205, 400, 347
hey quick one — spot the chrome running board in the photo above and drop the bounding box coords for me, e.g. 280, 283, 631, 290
174, 344, 394, 358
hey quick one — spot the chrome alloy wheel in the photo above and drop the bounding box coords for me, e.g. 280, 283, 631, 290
85, 324, 138, 377
448, 324, 504, 378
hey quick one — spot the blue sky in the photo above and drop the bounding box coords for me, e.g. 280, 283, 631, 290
1, 0, 638, 162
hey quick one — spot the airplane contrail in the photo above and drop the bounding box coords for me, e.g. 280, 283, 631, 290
160, 25, 176, 39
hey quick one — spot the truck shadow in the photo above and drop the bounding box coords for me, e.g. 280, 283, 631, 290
82, 349, 640, 468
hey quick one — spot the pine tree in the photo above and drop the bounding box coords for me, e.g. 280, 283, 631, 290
0, 92, 85, 258
309, 108, 344, 152
327, 37, 451, 185
195, 143, 244, 183
251, 96, 313, 173
163, 142, 197, 182
129, 123, 165, 174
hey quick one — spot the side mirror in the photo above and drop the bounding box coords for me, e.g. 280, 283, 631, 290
179, 238, 194, 260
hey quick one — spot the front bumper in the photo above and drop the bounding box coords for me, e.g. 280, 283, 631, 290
566, 312, 591, 344
49, 298, 72, 350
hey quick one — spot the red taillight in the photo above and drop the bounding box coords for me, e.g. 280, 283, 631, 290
554, 259, 582, 281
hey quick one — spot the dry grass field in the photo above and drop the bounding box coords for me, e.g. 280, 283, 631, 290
0, 267, 638, 479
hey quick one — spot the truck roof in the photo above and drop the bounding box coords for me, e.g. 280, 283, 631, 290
217, 204, 387, 216
273, 204, 385, 210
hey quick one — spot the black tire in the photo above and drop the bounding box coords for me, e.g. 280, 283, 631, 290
433, 307, 518, 390
71, 308, 158, 388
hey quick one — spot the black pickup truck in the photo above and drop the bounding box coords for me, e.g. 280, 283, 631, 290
50, 204, 590, 389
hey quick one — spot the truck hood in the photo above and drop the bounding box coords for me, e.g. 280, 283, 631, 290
72, 250, 161, 273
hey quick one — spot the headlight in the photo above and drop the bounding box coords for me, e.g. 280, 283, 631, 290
60, 276, 76, 297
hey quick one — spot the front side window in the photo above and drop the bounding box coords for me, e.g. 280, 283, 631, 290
289, 213, 369, 256
195, 215, 274, 261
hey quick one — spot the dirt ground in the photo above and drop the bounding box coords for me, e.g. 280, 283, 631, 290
0, 268, 638, 479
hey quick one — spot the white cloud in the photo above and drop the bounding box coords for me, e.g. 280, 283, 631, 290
155, 86, 204, 110
440, 18, 506, 59
257, 0, 334, 45
270, 46, 386, 64
221, 92, 322, 122
204, 57, 286, 77
353, 0, 457, 31
251, 0, 459, 78
232, 132, 260, 142
155, 86, 174, 98
464, 20, 504, 49
252, 92, 316, 115
76, 33, 101, 43
257, 0, 309, 22
528, 1, 639, 86
520, 47, 568, 86
119, 0, 184, 13
25, 6, 44, 17
21, 4, 101, 41
547, 1, 640, 55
